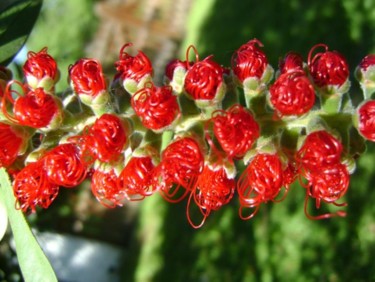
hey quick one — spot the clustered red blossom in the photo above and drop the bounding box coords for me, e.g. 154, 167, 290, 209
0, 41, 374, 228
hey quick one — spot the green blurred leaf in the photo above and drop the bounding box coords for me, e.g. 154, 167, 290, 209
0, 193, 7, 241
0, 168, 58, 282
0, 0, 43, 66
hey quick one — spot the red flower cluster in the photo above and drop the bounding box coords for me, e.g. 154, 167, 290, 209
2, 41, 374, 229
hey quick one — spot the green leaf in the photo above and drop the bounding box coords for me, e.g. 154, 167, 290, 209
0, 0, 43, 66
0, 168, 58, 282
0, 193, 7, 241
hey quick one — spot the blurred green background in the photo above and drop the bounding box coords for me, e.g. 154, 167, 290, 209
2, 0, 375, 281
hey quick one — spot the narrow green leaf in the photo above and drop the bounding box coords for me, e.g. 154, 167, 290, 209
0, 193, 7, 241
0, 0, 43, 66
0, 168, 58, 282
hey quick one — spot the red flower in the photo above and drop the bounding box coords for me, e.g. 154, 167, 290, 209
131, 84, 180, 131
269, 70, 315, 116
0, 122, 28, 168
296, 130, 343, 172
69, 58, 107, 97
358, 54, 375, 71
187, 164, 235, 228
357, 100, 375, 141
114, 43, 153, 83
3, 86, 61, 129
117, 156, 156, 200
154, 137, 204, 202
165, 59, 189, 81
308, 44, 349, 88
85, 114, 128, 163
23, 47, 58, 90
91, 167, 124, 208
279, 52, 304, 74
211, 104, 260, 158
237, 153, 284, 219
184, 56, 224, 101
13, 161, 59, 213
43, 143, 88, 187
231, 39, 268, 82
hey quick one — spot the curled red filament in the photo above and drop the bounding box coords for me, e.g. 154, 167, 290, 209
23, 47, 58, 82
117, 156, 156, 200
13, 161, 59, 213
131, 83, 180, 131
358, 54, 375, 72
184, 55, 224, 101
69, 58, 107, 97
154, 137, 204, 202
42, 143, 88, 187
114, 43, 153, 82
269, 70, 315, 116
308, 44, 349, 88
211, 104, 260, 159
357, 100, 375, 142
296, 130, 343, 172
231, 38, 268, 82
91, 168, 124, 208
279, 52, 304, 74
0, 122, 26, 168
85, 113, 128, 163
187, 165, 235, 228
237, 153, 284, 219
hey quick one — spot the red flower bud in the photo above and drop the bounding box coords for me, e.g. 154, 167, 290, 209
358, 54, 375, 71
23, 47, 58, 90
91, 167, 124, 208
114, 43, 153, 83
69, 58, 107, 97
165, 59, 189, 81
117, 156, 156, 200
279, 52, 304, 74
85, 114, 128, 163
296, 130, 343, 172
211, 104, 260, 158
357, 99, 375, 141
4, 87, 61, 129
269, 71, 315, 116
187, 164, 235, 228
231, 39, 268, 82
13, 161, 59, 213
184, 55, 224, 101
43, 143, 88, 187
131, 84, 180, 131
237, 153, 284, 219
154, 137, 204, 202
308, 44, 349, 88
0, 122, 28, 167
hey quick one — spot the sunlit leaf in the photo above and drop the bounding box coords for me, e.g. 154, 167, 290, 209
0, 0, 43, 66
0, 168, 58, 282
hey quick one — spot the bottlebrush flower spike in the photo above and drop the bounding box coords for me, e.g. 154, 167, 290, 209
0, 122, 29, 168
117, 155, 156, 201
269, 70, 315, 116
114, 43, 153, 94
184, 46, 226, 107
296, 130, 343, 172
131, 83, 180, 132
91, 165, 124, 208
211, 104, 260, 159
187, 164, 235, 228
153, 136, 204, 202
308, 44, 350, 91
84, 113, 129, 163
2, 83, 63, 130
356, 99, 375, 142
13, 161, 60, 213
42, 143, 88, 187
279, 52, 304, 74
237, 153, 284, 220
303, 162, 349, 220
23, 47, 58, 91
